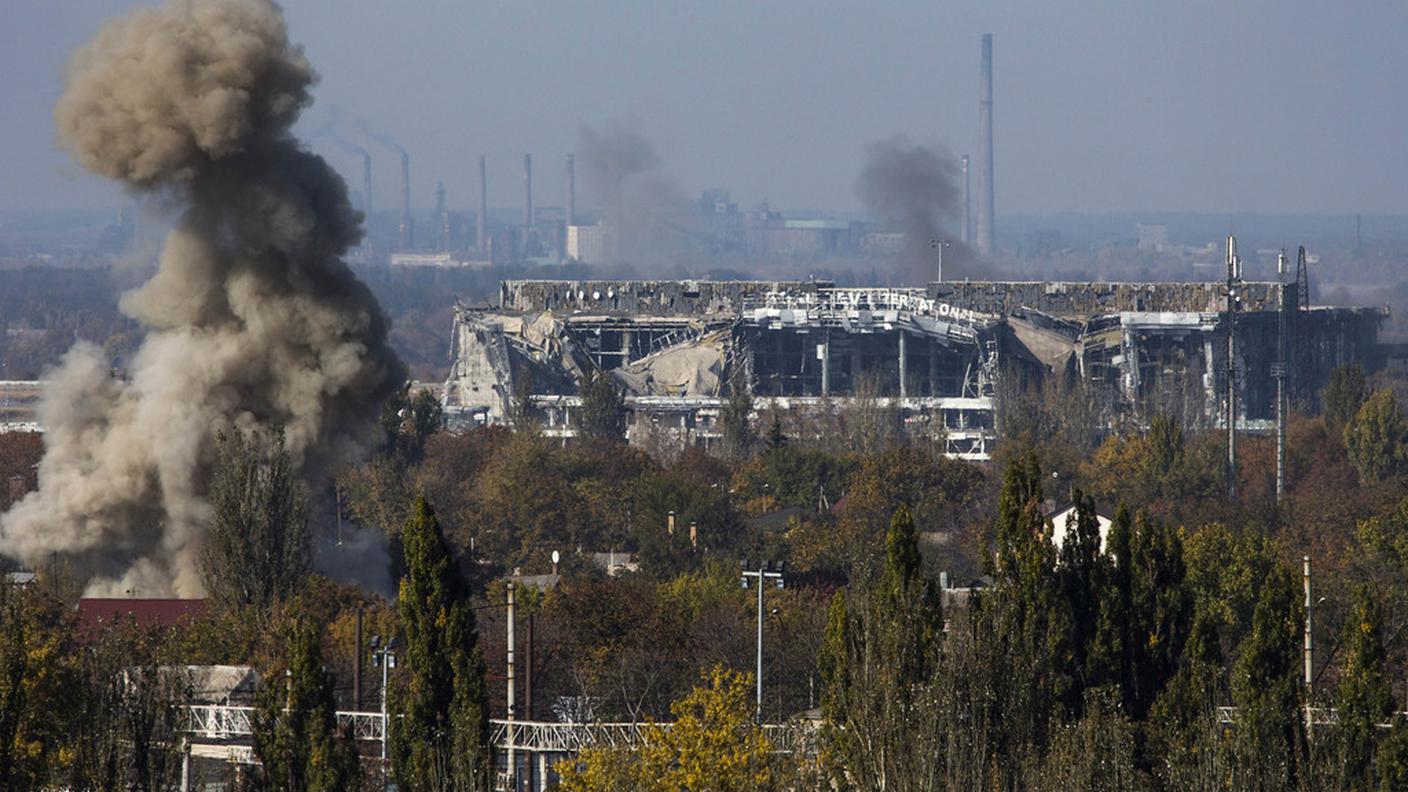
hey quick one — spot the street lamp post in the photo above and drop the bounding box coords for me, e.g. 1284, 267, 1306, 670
930, 238, 952, 282
740, 560, 784, 724
371, 635, 397, 789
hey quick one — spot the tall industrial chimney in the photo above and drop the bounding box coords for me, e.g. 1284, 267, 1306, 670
478, 155, 488, 253
566, 153, 576, 227
361, 153, 373, 222
960, 154, 970, 245
976, 33, 995, 257
399, 152, 412, 250
523, 153, 534, 228
435, 181, 449, 252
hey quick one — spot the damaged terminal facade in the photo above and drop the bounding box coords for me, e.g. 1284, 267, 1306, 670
443, 278, 1383, 459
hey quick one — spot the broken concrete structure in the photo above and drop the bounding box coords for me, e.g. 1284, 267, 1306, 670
444, 279, 1385, 459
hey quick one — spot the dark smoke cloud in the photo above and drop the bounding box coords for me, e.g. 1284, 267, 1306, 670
0, 0, 404, 596
857, 137, 980, 283
577, 121, 687, 265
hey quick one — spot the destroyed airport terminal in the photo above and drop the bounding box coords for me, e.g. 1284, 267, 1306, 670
442, 276, 1385, 459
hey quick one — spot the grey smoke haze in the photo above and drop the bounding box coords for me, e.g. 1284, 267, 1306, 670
857, 137, 980, 283
577, 121, 687, 265
0, 0, 403, 596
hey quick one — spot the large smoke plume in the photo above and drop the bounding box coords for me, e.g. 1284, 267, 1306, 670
857, 137, 980, 283
577, 121, 686, 266
0, 0, 403, 596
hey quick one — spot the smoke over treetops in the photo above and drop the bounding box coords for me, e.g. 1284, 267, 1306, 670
858, 136, 980, 283
0, 0, 404, 596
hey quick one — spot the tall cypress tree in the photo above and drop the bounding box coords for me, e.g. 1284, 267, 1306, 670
391, 497, 490, 791
818, 505, 945, 791
1232, 566, 1303, 790
1337, 586, 1394, 789
251, 618, 360, 792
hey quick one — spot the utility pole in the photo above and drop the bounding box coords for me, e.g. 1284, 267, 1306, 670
506, 582, 517, 791
1275, 250, 1288, 501
371, 636, 396, 790
1303, 556, 1313, 736
1226, 236, 1241, 498
740, 560, 784, 724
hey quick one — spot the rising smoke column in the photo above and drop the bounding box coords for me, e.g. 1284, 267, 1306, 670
577, 121, 685, 265
857, 137, 980, 283
0, 0, 403, 596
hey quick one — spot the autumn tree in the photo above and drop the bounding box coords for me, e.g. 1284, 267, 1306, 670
557, 666, 779, 792
201, 427, 311, 609
250, 618, 361, 792
1345, 389, 1408, 484
390, 497, 490, 791
0, 586, 73, 790
1325, 362, 1368, 426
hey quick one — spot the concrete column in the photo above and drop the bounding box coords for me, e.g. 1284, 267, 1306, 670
820, 332, 830, 397
898, 331, 908, 400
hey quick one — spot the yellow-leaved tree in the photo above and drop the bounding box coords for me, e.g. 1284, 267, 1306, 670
557, 665, 778, 792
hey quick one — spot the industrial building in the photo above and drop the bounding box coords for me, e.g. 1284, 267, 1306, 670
442, 271, 1385, 459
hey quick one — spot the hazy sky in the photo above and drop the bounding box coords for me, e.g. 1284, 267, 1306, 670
6, 0, 1408, 216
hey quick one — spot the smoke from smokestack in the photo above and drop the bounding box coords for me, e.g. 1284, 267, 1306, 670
856, 137, 978, 284
4, 0, 404, 596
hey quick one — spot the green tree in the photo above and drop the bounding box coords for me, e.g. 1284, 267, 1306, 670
719, 366, 756, 459
201, 427, 311, 609
1325, 362, 1368, 426
250, 618, 361, 792
1376, 718, 1408, 792
577, 368, 626, 443
64, 624, 188, 792
1231, 565, 1303, 791
1149, 602, 1227, 786
1146, 413, 1185, 476
764, 414, 787, 451
1337, 586, 1394, 790
557, 666, 778, 792
1345, 389, 1408, 484
819, 505, 946, 791
390, 497, 490, 791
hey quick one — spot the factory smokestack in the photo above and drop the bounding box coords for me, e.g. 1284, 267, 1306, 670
960, 154, 970, 245
976, 33, 995, 257
478, 154, 488, 253
523, 153, 533, 228
566, 153, 576, 227
435, 181, 449, 252
362, 152, 373, 221
399, 151, 412, 250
